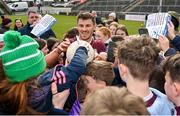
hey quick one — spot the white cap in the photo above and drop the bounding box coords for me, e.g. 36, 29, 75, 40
109, 12, 116, 18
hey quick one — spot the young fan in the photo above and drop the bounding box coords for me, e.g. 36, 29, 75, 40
117, 36, 174, 115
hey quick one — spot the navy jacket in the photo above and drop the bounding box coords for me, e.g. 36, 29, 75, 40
19, 23, 56, 40
0, 46, 88, 115
171, 35, 180, 51
28, 47, 87, 114
163, 35, 180, 57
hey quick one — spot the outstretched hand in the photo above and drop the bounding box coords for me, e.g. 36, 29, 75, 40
51, 82, 70, 109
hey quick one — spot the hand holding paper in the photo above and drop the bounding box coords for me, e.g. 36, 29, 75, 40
168, 21, 176, 40
146, 13, 171, 39
31, 14, 56, 37
158, 35, 170, 52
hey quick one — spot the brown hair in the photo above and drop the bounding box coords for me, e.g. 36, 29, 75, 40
115, 24, 129, 36
28, 10, 37, 16
76, 77, 87, 103
97, 27, 111, 38
117, 36, 160, 80
63, 27, 79, 43
149, 66, 165, 94
77, 12, 96, 24
109, 22, 119, 28
0, 78, 40, 114
46, 38, 59, 52
76, 61, 115, 102
34, 38, 47, 50
14, 18, 24, 31
111, 35, 124, 42
81, 86, 149, 115
162, 53, 180, 82
85, 60, 115, 85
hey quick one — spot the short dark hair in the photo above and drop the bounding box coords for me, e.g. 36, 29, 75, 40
28, 10, 37, 16
34, 38, 46, 50
149, 66, 165, 94
85, 60, 115, 85
77, 12, 96, 24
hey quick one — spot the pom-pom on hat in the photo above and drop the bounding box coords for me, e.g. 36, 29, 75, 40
0, 31, 46, 82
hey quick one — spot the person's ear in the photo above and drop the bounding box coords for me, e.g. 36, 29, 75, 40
118, 64, 128, 79
173, 82, 180, 96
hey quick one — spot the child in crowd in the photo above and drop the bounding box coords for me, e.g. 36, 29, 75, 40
115, 24, 129, 39
35, 38, 49, 55
95, 27, 111, 46
108, 22, 119, 36
163, 53, 180, 115
81, 86, 149, 115
70, 60, 115, 115
0, 31, 90, 114
107, 35, 124, 63
14, 18, 24, 31
149, 66, 165, 94
117, 36, 174, 115
46, 38, 59, 53
0, 15, 12, 34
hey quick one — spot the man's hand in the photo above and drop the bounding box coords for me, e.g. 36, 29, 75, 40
168, 21, 176, 40
159, 35, 170, 52
57, 39, 71, 52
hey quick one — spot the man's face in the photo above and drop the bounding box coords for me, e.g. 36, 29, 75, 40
77, 19, 95, 42
28, 12, 39, 25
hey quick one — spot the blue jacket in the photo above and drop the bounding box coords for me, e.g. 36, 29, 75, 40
18, 23, 56, 40
171, 35, 180, 51
28, 47, 88, 114
164, 48, 177, 57
147, 88, 175, 115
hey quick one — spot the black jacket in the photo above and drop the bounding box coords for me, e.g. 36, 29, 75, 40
19, 23, 56, 40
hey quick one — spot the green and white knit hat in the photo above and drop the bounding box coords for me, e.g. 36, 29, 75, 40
0, 31, 46, 82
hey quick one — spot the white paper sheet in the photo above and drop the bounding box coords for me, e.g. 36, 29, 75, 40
31, 14, 56, 37
146, 13, 171, 39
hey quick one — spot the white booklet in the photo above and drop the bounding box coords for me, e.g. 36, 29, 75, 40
146, 13, 171, 39
31, 14, 56, 37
